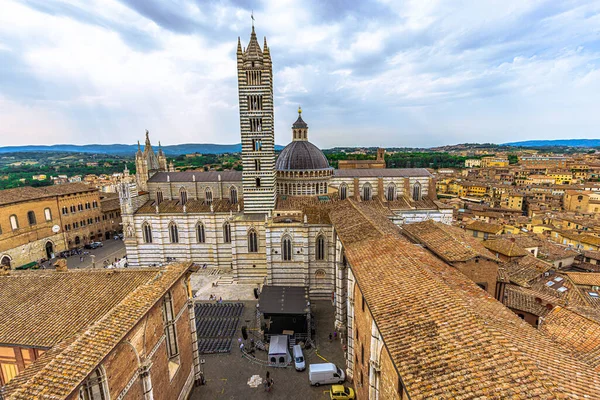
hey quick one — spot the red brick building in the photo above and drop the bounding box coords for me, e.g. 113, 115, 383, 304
0, 262, 201, 399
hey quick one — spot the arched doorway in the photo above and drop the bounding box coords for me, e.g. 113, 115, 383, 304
75, 236, 81, 246
105, 231, 111, 240
45, 241, 54, 259
1, 256, 11, 269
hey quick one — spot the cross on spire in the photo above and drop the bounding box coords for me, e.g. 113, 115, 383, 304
251, 10, 255, 27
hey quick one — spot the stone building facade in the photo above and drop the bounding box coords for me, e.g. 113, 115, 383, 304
0, 183, 126, 270
53, 184, 103, 248
118, 27, 452, 300
0, 189, 66, 269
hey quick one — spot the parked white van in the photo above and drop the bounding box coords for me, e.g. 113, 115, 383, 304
293, 345, 305, 371
308, 363, 345, 386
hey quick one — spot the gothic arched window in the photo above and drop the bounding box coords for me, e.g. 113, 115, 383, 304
169, 222, 179, 243
248, 229, 258, 252
316, 235, 326, 261
156, 190, 164, 204
205, 188, 213, 204
362, 183, 372, 201
223, 221, 231, 243
412, 182, 422, 201
79, 366, 109, 400
196, 222, 205, 243
230, 186, 238, 204
282, 236, 292, 261
180, 188, 188, 205
339, 184, 347, 200
387, 184, 396, 201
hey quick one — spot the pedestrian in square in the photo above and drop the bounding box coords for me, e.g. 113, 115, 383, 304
329, 333, 332, 342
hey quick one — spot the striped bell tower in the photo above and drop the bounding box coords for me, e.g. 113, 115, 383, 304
237, 25, 276, 214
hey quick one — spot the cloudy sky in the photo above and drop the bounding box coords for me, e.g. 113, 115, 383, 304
1, 0, 600, 148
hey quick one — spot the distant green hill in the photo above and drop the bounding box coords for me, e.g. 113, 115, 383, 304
0, 143, 285, 155
504, 139, 600, 147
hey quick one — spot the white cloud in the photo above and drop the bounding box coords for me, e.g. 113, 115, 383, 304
0, 0, 599, 147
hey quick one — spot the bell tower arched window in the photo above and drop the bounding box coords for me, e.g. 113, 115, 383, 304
156, 190, 164, 204
282, 236, 292, 261
205, 188, 213, 205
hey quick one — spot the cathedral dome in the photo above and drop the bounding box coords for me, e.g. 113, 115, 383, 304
275, 141, 330, 170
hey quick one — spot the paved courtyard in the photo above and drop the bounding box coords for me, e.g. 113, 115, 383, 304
190, 300, 349, 400
64, 239, 127, 269
190, 268, 262, 301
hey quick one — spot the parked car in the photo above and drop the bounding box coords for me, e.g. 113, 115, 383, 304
308, 363, 345, 386
330, 385, 355, 400
85, 242, 103, 249
293, 344, 305, 371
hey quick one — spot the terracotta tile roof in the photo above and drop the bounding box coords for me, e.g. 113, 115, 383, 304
539, 306, 600, 372
503, 285, 552, 317
528, 274, 592, 310
498, 234, 542, 249
0, 184, 97, 206
556, 230, 600, 246
582, 250, 600, 260
2, 263, 192, 399
483, 238, 529, 257
37, 183, 96, 197
147, 170, 242, 183
0, 269, 158, 348
386, 195, 439, 210
465, 220, 504, 234
274, 195, 339, 224
565, 272, 600, 287
99, 197, 120, 212
135, 198, 242, 214
330, 200, 600, 399
401, 220, 497, 263
502, 254, 553, 287
0, 186, 54, 206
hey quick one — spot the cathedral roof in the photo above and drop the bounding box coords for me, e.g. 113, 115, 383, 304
147, 170, 242, 183
275, 141, 331, 170
333, 168, 432, 178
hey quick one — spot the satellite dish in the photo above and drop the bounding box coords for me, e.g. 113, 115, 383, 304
52, 225, 60, 233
